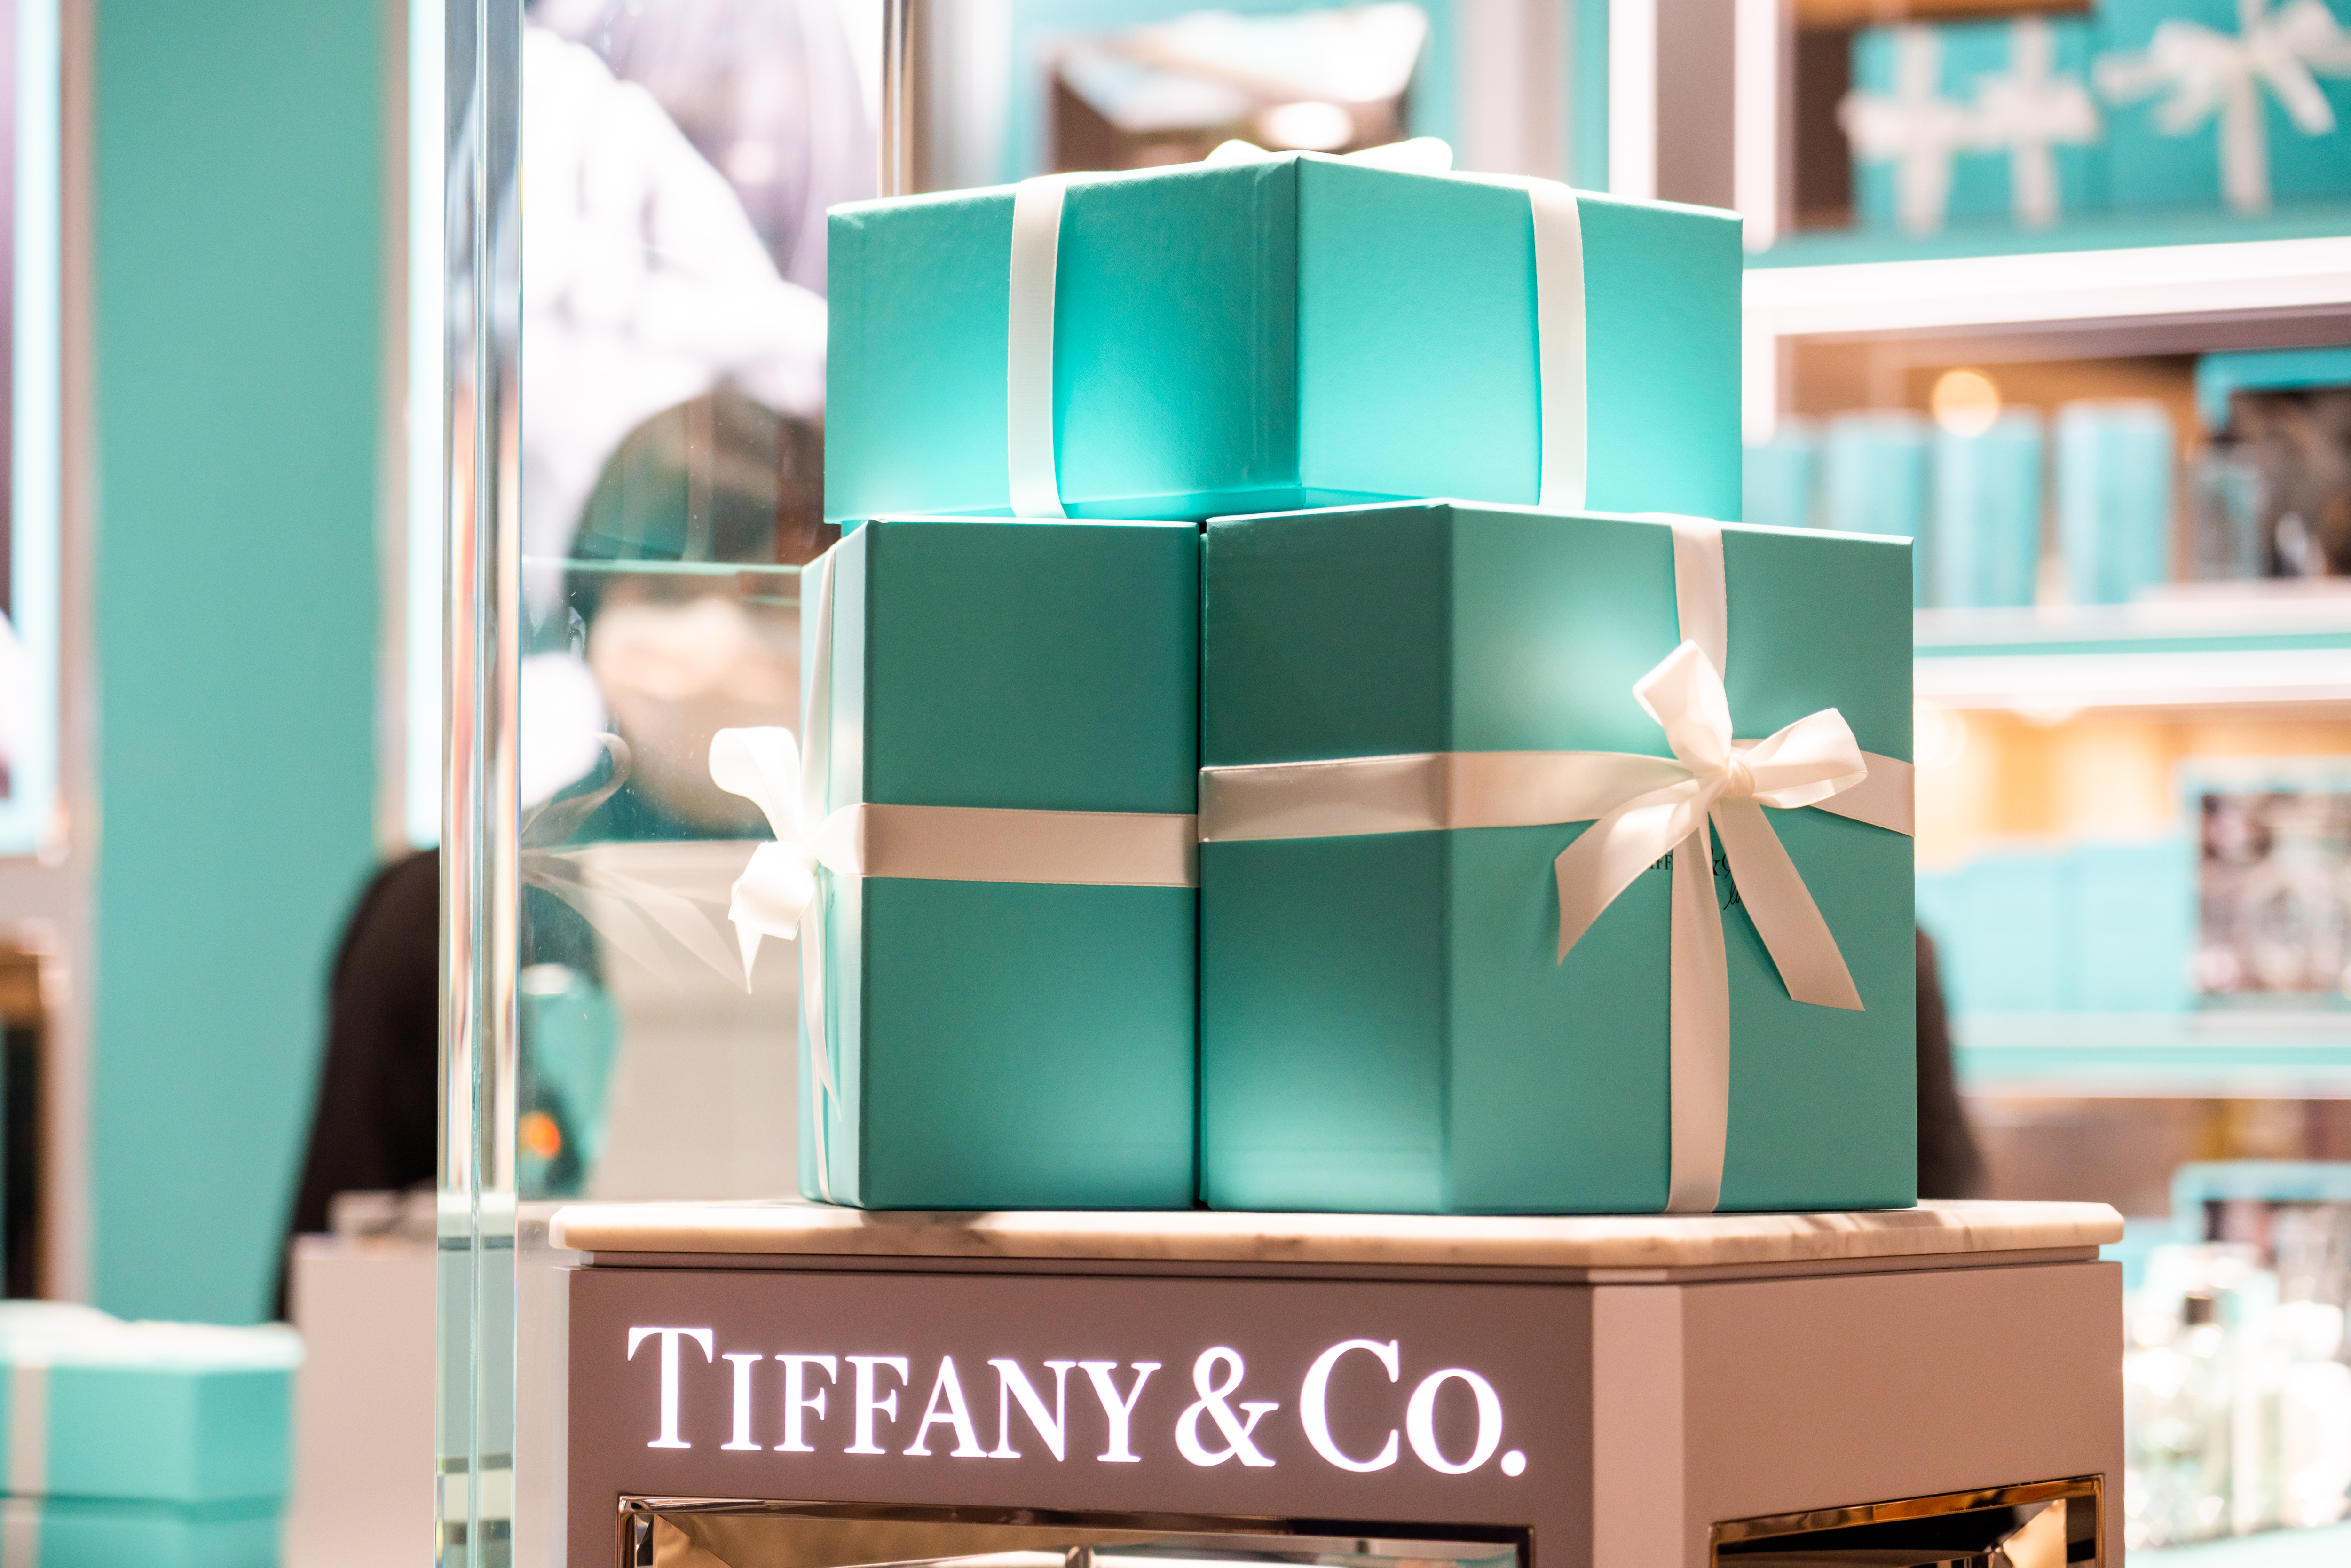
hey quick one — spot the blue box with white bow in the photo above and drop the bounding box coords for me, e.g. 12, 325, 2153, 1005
722, 518, 1200, 1210
0, 1307, 296, 1507
2093, 0, 2351, 212
1846, 15, 2106, 235
826, 148, 1742, 527
1197, 503, 1918, 1215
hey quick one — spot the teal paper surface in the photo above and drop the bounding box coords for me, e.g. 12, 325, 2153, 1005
3, 1498, 280, 1568
827, 157, 1741, 526
801, 519, 1199, 1209
0, 1363, 290, 1505
1199, 503, 1917, 1214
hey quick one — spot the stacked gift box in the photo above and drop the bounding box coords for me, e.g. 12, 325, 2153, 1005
713, 136, 1922, 1218
1840, 0, 2351, 236
0, 1303, 298, 1568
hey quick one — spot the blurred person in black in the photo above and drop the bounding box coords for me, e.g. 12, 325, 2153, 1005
1917, 927, 1988, 1199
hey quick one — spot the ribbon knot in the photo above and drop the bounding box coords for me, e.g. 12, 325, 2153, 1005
1712, 751, 1759, 803
1551, 637, 1870, 1213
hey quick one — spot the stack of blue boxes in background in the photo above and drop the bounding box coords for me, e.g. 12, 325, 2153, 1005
0, 1304, 297, 1567
751, 141, 1926, 1216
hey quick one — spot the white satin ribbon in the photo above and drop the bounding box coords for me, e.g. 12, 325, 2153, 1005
710, 543, 1199, 1201
2096, 0, 2351, 214
1005, 138, 1586, 517
1197, 516, 1910, 1213
6, 1357, 43, 1497
1972, 17, 2101, 228
0, 1498, 34, 1568
1838, 26, 1976, 236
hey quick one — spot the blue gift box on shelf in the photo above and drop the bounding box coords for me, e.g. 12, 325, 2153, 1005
1198, 502, 1918, 1215
0, 1497, 282, 1568
0, 1307, 296, 1510
1822, 411, 1933, 603
1845, 16, 2103, 235
2057, 399, 2176, 603
752, 518, 1200, 1210
2093, 0, 2351, 213
1743, 424, 1819, 532
1932, 410, 2045, 608
827, 149, 1742, 526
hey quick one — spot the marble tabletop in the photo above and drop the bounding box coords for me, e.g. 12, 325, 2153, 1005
549, 1198, 2122, 1270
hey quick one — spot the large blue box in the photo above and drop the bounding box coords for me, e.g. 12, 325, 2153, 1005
797, 519, 1200, 1209
1198, 503, 1917, 1214
827, 154, 1741, 525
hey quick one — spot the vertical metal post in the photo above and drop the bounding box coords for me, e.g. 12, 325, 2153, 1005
879, 0, 913, 197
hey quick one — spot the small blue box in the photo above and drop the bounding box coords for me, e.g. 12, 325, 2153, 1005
1743, 425, 1818, 532
0, 1310, 295, 1507
2057, 400, 2175, 604
1932, 410, 2044, 608
1823, 411, 1932, 604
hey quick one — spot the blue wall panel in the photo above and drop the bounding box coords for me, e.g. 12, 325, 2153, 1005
91, 0, 382, 1322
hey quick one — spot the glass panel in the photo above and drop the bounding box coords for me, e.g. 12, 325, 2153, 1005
443, 2, 868, 1564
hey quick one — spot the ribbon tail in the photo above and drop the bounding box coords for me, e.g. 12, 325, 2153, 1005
800, 875, 837, 1205
1554, 785, 1705, 961
1712, 798, 1863, 1010
1665, 819, 1729, 1215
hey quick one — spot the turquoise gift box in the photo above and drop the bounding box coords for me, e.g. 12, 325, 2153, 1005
2094, 0, 2351, 212
826, 154, 1741, 525
1931, 410, 2044, 609
0, 1308, 295, 1507
799, 518, 1198, 1209
0, 1498, 281, 1568
2057, 399, 2174, 604
1850, 16, 2104, 232
1198, 503, 1917, 1214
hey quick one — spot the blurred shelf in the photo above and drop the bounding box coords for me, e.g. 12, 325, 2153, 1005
2131, 1520, 2351, 1565
1955, 1013, 2351, 1099
1914, 593, 2351, 710
1744, 223, 2351, 342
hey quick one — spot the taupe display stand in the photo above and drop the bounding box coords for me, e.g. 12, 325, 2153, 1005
552, 1199, 2122, 1568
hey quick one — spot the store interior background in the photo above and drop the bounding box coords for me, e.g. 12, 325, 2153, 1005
0, 0, 2346, 1556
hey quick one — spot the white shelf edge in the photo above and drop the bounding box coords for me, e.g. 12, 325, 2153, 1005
1744, 235, 2351, 338
1913, 648, 2351, 709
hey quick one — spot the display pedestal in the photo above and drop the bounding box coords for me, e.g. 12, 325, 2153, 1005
551, 1199, 2122, 1568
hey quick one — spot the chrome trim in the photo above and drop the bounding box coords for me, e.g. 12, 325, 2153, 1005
1712, 1474, 2103, 1567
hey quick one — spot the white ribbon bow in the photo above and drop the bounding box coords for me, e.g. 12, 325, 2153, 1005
1550, 645, 1867, 1213
1007, 137, 1586, 518
1971, 17, 2102, 228
1195, 515, 1904, 1213
2097, 0, 2351, 213
1838, 26, 1979, 236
